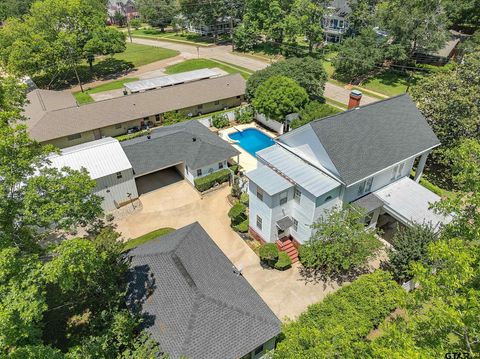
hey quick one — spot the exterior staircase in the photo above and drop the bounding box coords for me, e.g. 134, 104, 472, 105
276, 238, 299, 263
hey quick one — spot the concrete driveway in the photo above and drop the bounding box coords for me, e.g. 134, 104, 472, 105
115, 180, 341, 320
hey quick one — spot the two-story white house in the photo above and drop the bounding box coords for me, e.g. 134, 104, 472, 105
322, 0, 351, 42
247, 94, 451, 257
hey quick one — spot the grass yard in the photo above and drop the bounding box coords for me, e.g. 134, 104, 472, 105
165, 58, 253, 79
123, 227, 175, 251
359, 71, 419, 97
73, 77, 139, 105
112, 42, 179, 67
131, 29, 214, 46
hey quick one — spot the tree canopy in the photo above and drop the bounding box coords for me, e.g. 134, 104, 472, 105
0, 0, 126, 83
252, 76, 308, 121
246, 57, 328, 100
136, 0, 179, 32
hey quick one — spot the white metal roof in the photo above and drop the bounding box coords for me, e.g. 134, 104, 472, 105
48, 137, 132, 179
246, 165, 293, 196
257, 145, 340, 197
374, 177, 452, 229
125, 69, 220, 93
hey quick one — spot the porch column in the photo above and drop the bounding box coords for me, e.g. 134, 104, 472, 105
368, 208, 381, 229
237, 154, 240, 165
414, 150, 430, 183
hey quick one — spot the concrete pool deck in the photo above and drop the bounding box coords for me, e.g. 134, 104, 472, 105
219, 123, 278, 172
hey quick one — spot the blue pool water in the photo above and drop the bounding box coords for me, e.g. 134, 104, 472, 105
229, 128, 275, 157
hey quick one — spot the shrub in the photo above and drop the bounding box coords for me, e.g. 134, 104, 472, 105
274, 251, 292, 270
299, 205, 382, 276
130, 19, 142, 30
240, 193, 249, 207
194, 169, 230, 192
228, 202, 247, 225
384, 223, 438, 282
259, 243, 279, 267
211, 113, 229, 128
233, 219, 249, 233
231, 176, 242, 198
291, 101, 341, 129
234, 105, 254, 124
274, 271, 405, 358
229, 164, 239, 175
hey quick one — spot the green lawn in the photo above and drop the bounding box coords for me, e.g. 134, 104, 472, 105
359, 71, 420, 97
165, 59, 253, 79
131, 29, 214, 46
123, 227, 176, 251
112, 42, 179, 67
73, 78, 139, 105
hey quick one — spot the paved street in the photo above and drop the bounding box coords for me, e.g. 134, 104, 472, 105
131, 37, 379, 106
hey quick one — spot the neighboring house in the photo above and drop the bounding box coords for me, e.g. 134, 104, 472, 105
247, 94, 451, 251
126, 222, 281, 359
47, 121, 239, 210
183, 16, 237, 36
47, 137, 138, 212
413, 30, 467, 65
322, 0, 351, 43
107, 0, 138, 23
23, 74, 246, 148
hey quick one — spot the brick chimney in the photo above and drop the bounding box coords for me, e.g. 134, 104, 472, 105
348, 90, 362, 109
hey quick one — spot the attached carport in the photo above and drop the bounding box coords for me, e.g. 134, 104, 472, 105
134, 164, 184, 195
373, 177, 452, 231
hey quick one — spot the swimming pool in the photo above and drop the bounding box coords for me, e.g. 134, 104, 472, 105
228, 128, 275, 157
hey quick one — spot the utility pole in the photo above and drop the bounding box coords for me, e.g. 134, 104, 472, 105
126, 14, 133, 43
230, 0, 235, 51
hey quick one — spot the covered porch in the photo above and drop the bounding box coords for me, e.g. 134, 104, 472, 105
353, 177, 452, 243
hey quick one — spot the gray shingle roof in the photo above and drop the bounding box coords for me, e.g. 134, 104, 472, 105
126, 222, 281, 359
276, 216, 294, 230
121, 120, 239, 175
306, 94, 440, 186
352, 193, 384, 213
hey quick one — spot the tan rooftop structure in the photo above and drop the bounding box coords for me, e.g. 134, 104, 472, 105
24, 74, 246, 148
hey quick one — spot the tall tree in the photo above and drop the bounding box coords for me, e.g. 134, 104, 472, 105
286, 0, 325, 53
0, 0, 34, 21
136, 0, 179, 32
252, 76, 308, 121
346, 0, 380, 34
0, 0, 126, 85
378, 0, 450, 58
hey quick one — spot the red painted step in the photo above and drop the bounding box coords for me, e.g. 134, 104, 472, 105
276, 239, 299, 263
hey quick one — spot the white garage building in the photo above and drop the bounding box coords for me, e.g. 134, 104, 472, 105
48, 137, 138, 211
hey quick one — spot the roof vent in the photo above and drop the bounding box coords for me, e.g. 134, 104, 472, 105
147, 135, 151, 139
192, 137, 196, 142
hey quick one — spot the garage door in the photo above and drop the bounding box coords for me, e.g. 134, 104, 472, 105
135, 166, 183, 195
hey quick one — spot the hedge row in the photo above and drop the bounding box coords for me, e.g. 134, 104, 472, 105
274, 270, 405, 358
228, 202, 247, 225
194, 169, 230, 192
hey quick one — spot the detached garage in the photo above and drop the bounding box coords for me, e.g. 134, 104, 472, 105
48, 138, 138, 211
121, 120, 239, 195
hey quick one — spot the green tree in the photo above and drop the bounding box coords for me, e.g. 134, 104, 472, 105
246, 57, 327, 99
83, 27, 126, 71
333, 28, 385, 83
252, 76, 308, 121
0, 0, 34, 22
0, 76, 27, 124
369, 239, 480, 357
242, 0, 290, 44
0, 0, 126, 85
384, 223, 438, 283
346, 0, 380, 34
410, 51, 480, 161
0, 247, 46, 352
129, 19, 142, 30
287, 0, 325, 53
299, 205, 382, 276
442, 0, 480, 30
291, 101, 341, 129
7, 345, 64, 359
378, 0, 450, 58
136, 0, 179, 32
233, 23, 258, 51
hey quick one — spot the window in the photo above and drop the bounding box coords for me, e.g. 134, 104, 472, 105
214, 100, 220, 105
254, 345, 264, 356
218, 161, 224, 169
185, 165, 189, 173
143, 116, 149, 121
357, 177, 374, 196
155, 114, 161, 122
197, 104, 203, 109
293, 218, 298, 232
115, 124, 122, 129
294, 187, 301, 203
116, 172, 123, 179
391, 163, 405, 181
197, 169, 202, 176
67, 133, 81, 141
279, 191, 288, 205
256, 187, 264, 201
236, 95, 241, 99
339, 20, 344, 28
256, 215, 262, 230
324, 195, 333, 202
